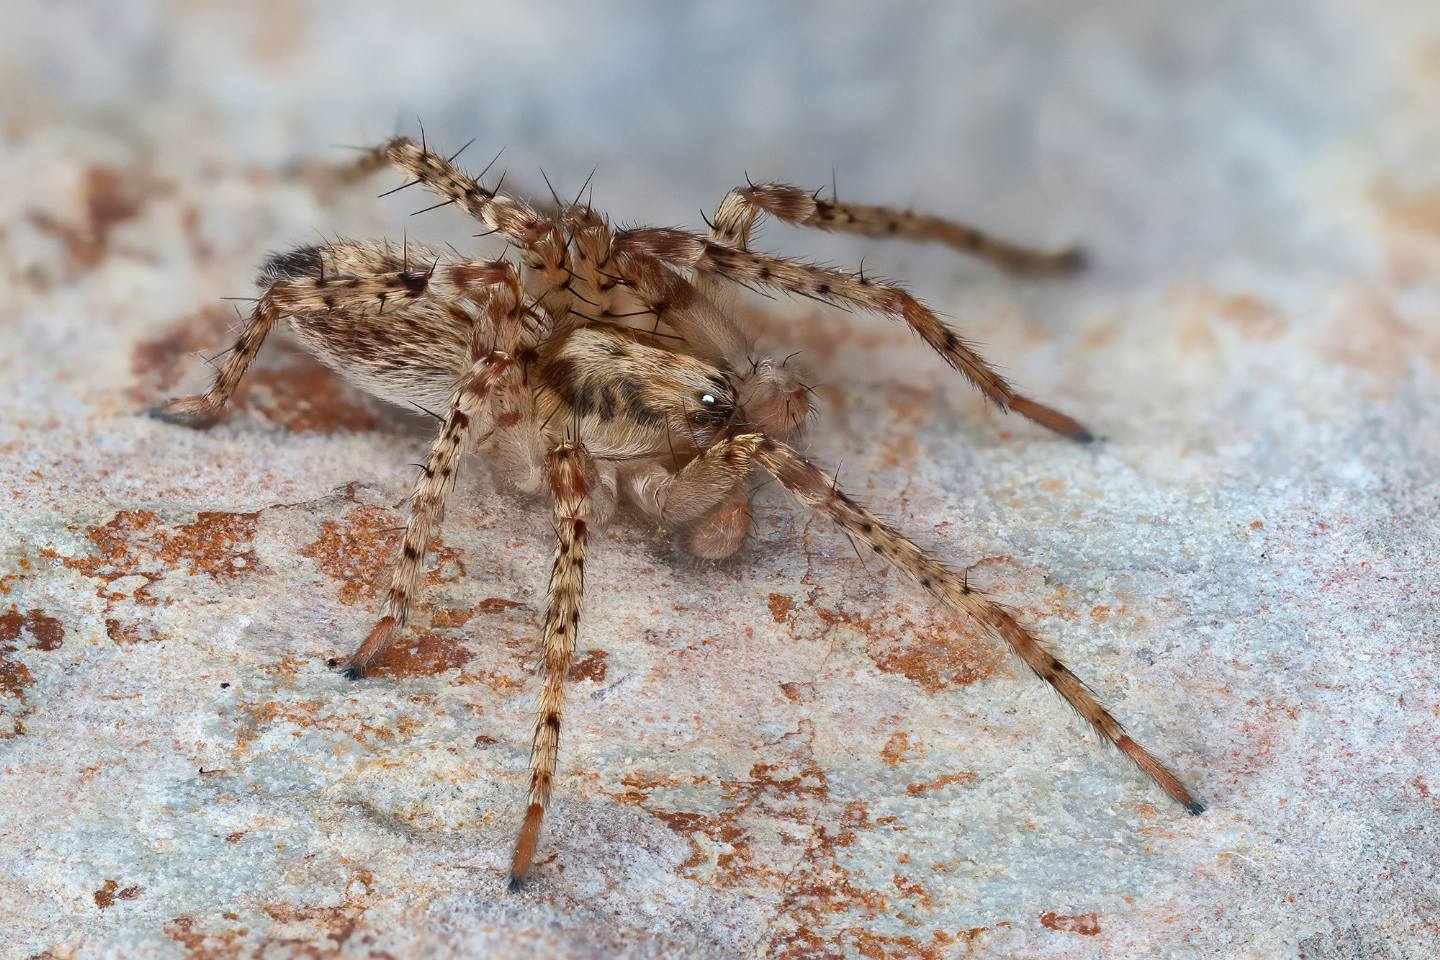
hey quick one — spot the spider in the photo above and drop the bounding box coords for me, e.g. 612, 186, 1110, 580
156, 134, 1203, 890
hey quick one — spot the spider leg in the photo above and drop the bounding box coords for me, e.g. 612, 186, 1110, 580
351, 137, 579, 325
340, 349, 515, 677
709, 182, 1084, 275
341, 267, 528, 677
611, 251, 748, 365
510, 440, 593, 890
614, 228, 1091, 442
625, 433, 764, 526
154, 243, 521, 425
679, 484, 754, 560
752, 436, 1203, 814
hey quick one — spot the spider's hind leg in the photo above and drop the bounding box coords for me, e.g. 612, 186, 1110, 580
153, 242, 445, 426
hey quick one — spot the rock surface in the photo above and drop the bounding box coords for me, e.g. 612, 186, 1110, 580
1, 2, 1437, 957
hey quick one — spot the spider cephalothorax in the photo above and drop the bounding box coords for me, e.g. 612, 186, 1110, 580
158, 135, 1202, 889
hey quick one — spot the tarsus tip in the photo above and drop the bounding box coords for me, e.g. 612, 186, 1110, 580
1187, 800, 1206, 816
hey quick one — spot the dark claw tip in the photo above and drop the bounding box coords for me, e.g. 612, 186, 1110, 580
1056, 247, 1088, 272
146, 404, 190, 425
507, 874, 524, 892
147, 403, 220, 430
1187, 800, 1206, 816
328, 657, 365, 680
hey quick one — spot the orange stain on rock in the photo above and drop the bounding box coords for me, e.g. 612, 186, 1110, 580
568, 649, 608, 683
1, 607, 66, 737
163, 916, 250, 958
634, 759, 831, 889
1373, 178, 1440, 282
105, 618, 163, 646
246, 365, 378, 434
65, 509, 260, 586
1321, 290, 1437, 386
1216, 293, 1287, 341
767, 592, 793, 623
880, 732, 913, 766
93, 879, 139, 908
134, 307, 379, 433
301, 504, 462, 605
861, 611, 1003, 694
29, 165, 151, 270
131, 306, 234, 399
1039, 911, 1101, 936
763, 801, 990, 959
367, 630, 470, 678
904, 771, 977, 796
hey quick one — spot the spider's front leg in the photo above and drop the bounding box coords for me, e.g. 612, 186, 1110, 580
615, 228, 1092, 442
707, 182, 1084, 275
626, 434, 765, 526
510, 440, 593, 890
752, 437, 1204, 816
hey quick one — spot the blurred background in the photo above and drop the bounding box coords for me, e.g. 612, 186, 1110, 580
2, 2, 1437, 958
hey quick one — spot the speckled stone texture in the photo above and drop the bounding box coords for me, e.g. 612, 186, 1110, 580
2, 2, 1437, 958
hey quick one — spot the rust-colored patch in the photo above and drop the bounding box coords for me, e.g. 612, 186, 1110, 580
29, 165, 151, 270
131, 305, 234, 400
105, 617, 163, 645
65, 508, 260, 586
133, 306, 380, 434
766, 801, 951, 959
1321, 290, 1437, 385
93, 880, 139, 908
1374, 178, 1440, 282
164, 917, 250, 958
431, 596, 525, 628
904, 772, 977, 796
633, 758, 831, 888
1, 606, 66, 737
236, 696, 420, 750
0, 607, 64, 656
367, 629, 470, 678
300, 503, 463, 605
880, 732, 913, 767
67, 508, 260, 648
246, 365, 378, 434
1039, 912, 1101, 936
568, 649, 608, 683
853, 608, 1004, 694
1213, 292, 1287, 341
767, 592, 793, 623
891, 873, 936, 908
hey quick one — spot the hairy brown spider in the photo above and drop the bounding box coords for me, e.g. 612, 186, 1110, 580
157, 135, 1203, 890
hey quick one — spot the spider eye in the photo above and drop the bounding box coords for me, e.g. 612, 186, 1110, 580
700, 393, 717, 406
